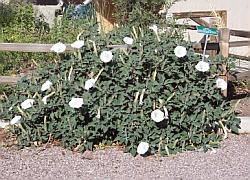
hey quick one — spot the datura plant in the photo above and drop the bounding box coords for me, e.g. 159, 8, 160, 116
0, 22, 240, 156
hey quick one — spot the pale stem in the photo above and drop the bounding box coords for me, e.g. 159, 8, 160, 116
119, 55, 126, 65
202, 34, 209, 61
78, 50, 82, 61
152, 69, 157, 80
132, 26, 138, 39
158, 136, 163, 155
89, 40, 98, 56
94, 68, 104, 82
96, 107, 101, 119
166, 92, 175, 102
163, 106, 168, 118
73, 51, 77, 57
17, 106, 26, 117
33, 92, 38, 98
32, 59, 39, 66
19, 124, 27, 134
155, 32, 161, 42
68, 66, 73, 81
77, 30, 85, 40
134, 91, 140, 104
219, 120, 228, 139
139, 89, 146, 105
139, 27, 144, 37
44, 116, 47, 132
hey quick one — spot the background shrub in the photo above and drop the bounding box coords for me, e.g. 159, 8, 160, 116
112, 0, 176, 26
0, 2, 95, 75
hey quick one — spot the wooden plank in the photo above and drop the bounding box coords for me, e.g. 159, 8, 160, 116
174, 24, 197, 30
229, 54, 250, 61
169, 26, 250, 40
193, 42, 219, 51
220, 11, 227, 29
0, 43, 74, 52
219, 28, 230, 97
0, 76, 21, 84
108, 43, 220, 51
173, 11, 225, 18
230, 29, 250, 38
208, 18, 219, 57
229, 41, 250, 47
229, 71, 250, 81
190, 18, 210, 27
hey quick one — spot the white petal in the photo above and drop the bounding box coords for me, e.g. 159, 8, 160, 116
149, 24, 158, 33
41, 80, 52, 92
21, 99, 35, 110
174, 46, 187, 58
216, 78, 227, 90
123, 37, 134, 45
10, 116, 21, 125
84, 79, 96, 90
69, 98, 84, 109
195, 61, 210, 72
151, 109, 165, 122
50, 42, 66, 53
57, 0, 64, 6
71, 40, 85, 49
0, 120, 9, 128
42, 96, 48, 105
137, 142, 149, 155
83, 0, 92, 5
100, 51, 113, 63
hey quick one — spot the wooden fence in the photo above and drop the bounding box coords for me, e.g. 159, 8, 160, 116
0, 10, 250, 97
173, 10, 250, 96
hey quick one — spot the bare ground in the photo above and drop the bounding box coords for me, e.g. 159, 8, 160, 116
235, 96, 250, 116
0, 134, 249, 180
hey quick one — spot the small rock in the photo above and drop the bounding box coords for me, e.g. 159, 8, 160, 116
0, 154, 8, 160
82, 150, 94, 160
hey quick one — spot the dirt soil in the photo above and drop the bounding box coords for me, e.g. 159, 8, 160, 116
229, 74, 250, 116
235, 96, 250, 116
0, 134, 249, 180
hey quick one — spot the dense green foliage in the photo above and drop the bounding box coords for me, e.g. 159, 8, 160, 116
0, 0, 240, 157
0, 21, 240, 156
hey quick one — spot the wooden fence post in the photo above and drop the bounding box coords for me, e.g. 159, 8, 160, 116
218, 28, 230, 97
208, 18, 219, 57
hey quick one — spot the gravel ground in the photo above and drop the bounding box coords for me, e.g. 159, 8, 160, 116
0, 134, 249, 180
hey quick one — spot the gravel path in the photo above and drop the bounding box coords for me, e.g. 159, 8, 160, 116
0, 134, 249, 180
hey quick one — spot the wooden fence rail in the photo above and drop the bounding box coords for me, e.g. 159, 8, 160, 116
173, 11, 226, 19
0, 43, 74, 52
0, 76, 22, 84
230, 29, 250, 38
0, 40, 249, 53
